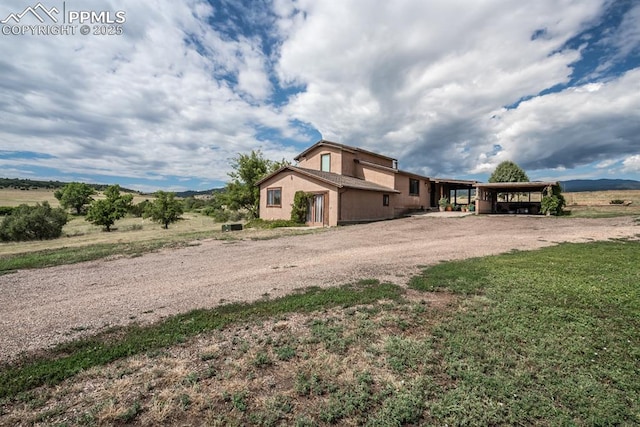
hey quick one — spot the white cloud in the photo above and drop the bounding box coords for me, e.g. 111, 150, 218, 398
0, 0, 296, 185
622, 155, 640, 173
1, 0, 638, 188
275, 0, 608, 174
489, 68, 640, 171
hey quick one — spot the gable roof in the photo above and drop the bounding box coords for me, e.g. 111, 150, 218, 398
257, 165, 400, 193
294, 139, 397, 162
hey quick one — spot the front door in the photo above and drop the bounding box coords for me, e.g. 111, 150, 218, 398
307, 193, 327, 226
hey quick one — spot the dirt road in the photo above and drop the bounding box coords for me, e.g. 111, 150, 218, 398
1, 215, 637, 361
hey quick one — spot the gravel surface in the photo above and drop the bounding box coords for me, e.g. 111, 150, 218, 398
1, 215, 637, 362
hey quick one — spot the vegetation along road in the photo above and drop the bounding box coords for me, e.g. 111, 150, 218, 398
0, 215, 638, 361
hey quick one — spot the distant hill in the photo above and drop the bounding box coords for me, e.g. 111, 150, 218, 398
560, 179, 640, 192
0, 178, 139, 194
175, 188, 225, 198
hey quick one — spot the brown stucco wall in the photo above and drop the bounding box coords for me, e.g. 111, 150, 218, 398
394, 174, 430, 212
338, 189, 394, 223
259, 171, 339, 226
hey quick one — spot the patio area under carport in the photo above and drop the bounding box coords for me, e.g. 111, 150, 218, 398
474, 182, 561, 214
430, 178, 478, 208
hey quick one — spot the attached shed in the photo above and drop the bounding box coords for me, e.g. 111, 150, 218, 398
474, 182, 560, 215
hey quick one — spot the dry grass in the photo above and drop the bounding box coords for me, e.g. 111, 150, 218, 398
0, 292, 453, 426
564, 190, 640, 217
0, 188, 151, 208
0, 188, 63, 208
564, 189, 640, 206
0, 212, 220, 256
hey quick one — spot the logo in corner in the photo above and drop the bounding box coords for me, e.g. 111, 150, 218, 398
1, 2, 59, 24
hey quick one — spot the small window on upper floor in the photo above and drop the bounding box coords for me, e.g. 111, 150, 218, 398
409, 178, 420, 196
321, 153, 331, 172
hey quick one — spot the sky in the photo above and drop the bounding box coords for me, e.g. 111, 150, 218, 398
0, 0, 639, 192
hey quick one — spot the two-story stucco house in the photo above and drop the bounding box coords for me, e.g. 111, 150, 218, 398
257, 140, 476, 226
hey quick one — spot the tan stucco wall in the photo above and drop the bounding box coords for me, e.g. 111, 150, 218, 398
476, 199, 492, 214
259, 171, 339, 226
297, 145, 394, 178
354, 151, 395, 168
296, 146, 343, 174
394, 174, 430, 211
339, 189, 394, 223
356, 164, 396, 188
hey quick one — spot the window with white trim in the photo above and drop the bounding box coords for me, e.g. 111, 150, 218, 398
321, 153, 331, 172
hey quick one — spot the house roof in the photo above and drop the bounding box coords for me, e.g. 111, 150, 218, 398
474, 181, 559, 191
355, 159, 398, 173
256, 165, 400, 193
432, 177, 479, 185
294, 139, 397, 162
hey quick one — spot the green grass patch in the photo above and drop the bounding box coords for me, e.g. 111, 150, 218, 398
2, 240, 639, 425
245, 218, 306, 229
0, 280, 402, 399
412, 240, 640, 425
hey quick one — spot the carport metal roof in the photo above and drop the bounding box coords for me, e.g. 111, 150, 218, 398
474, 182, 560, 191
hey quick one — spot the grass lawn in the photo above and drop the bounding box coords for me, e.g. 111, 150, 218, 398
1, 240, 638, 425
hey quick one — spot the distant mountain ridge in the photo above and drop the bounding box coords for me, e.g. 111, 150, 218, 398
175, 188, 224, 198
560, 179, 640, 192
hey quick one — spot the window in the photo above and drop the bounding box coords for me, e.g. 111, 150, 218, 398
321, 153, 331, 172
266, 188, 282, 207
409, 178, 420, 196
383, 194, 390, 206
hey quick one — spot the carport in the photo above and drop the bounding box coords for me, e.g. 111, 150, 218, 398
430, 178, 477, 208
474, 182, 560, 214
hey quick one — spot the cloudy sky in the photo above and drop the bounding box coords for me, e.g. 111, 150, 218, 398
1, 0, 639, 192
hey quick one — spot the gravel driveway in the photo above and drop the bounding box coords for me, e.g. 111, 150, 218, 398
1, 215, 637, 362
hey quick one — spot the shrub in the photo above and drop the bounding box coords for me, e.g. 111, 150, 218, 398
246, 218, 304, 229
0, 202, 68, 241
0, 206, 15, 216
203, 207, 230, 223
610, 199, 625, 205
129, 200, 151, 217
291, 191, 312, 223
540, 185, 566, 216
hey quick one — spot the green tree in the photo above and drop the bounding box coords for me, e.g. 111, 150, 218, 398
222, 150, 288, 219
54, 182, 96, 215
291, 191, 312, 223
0, 202, 68, 241
143, 191, 184, 229
488, 161, 529, 183
85, 185, 133, 231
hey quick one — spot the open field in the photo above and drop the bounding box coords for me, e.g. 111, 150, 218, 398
0, 188, 151, 208
0, 240, 638, 425
1, 189, 639, 257
564, 189, 640, 205
0, 213, 223, 256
